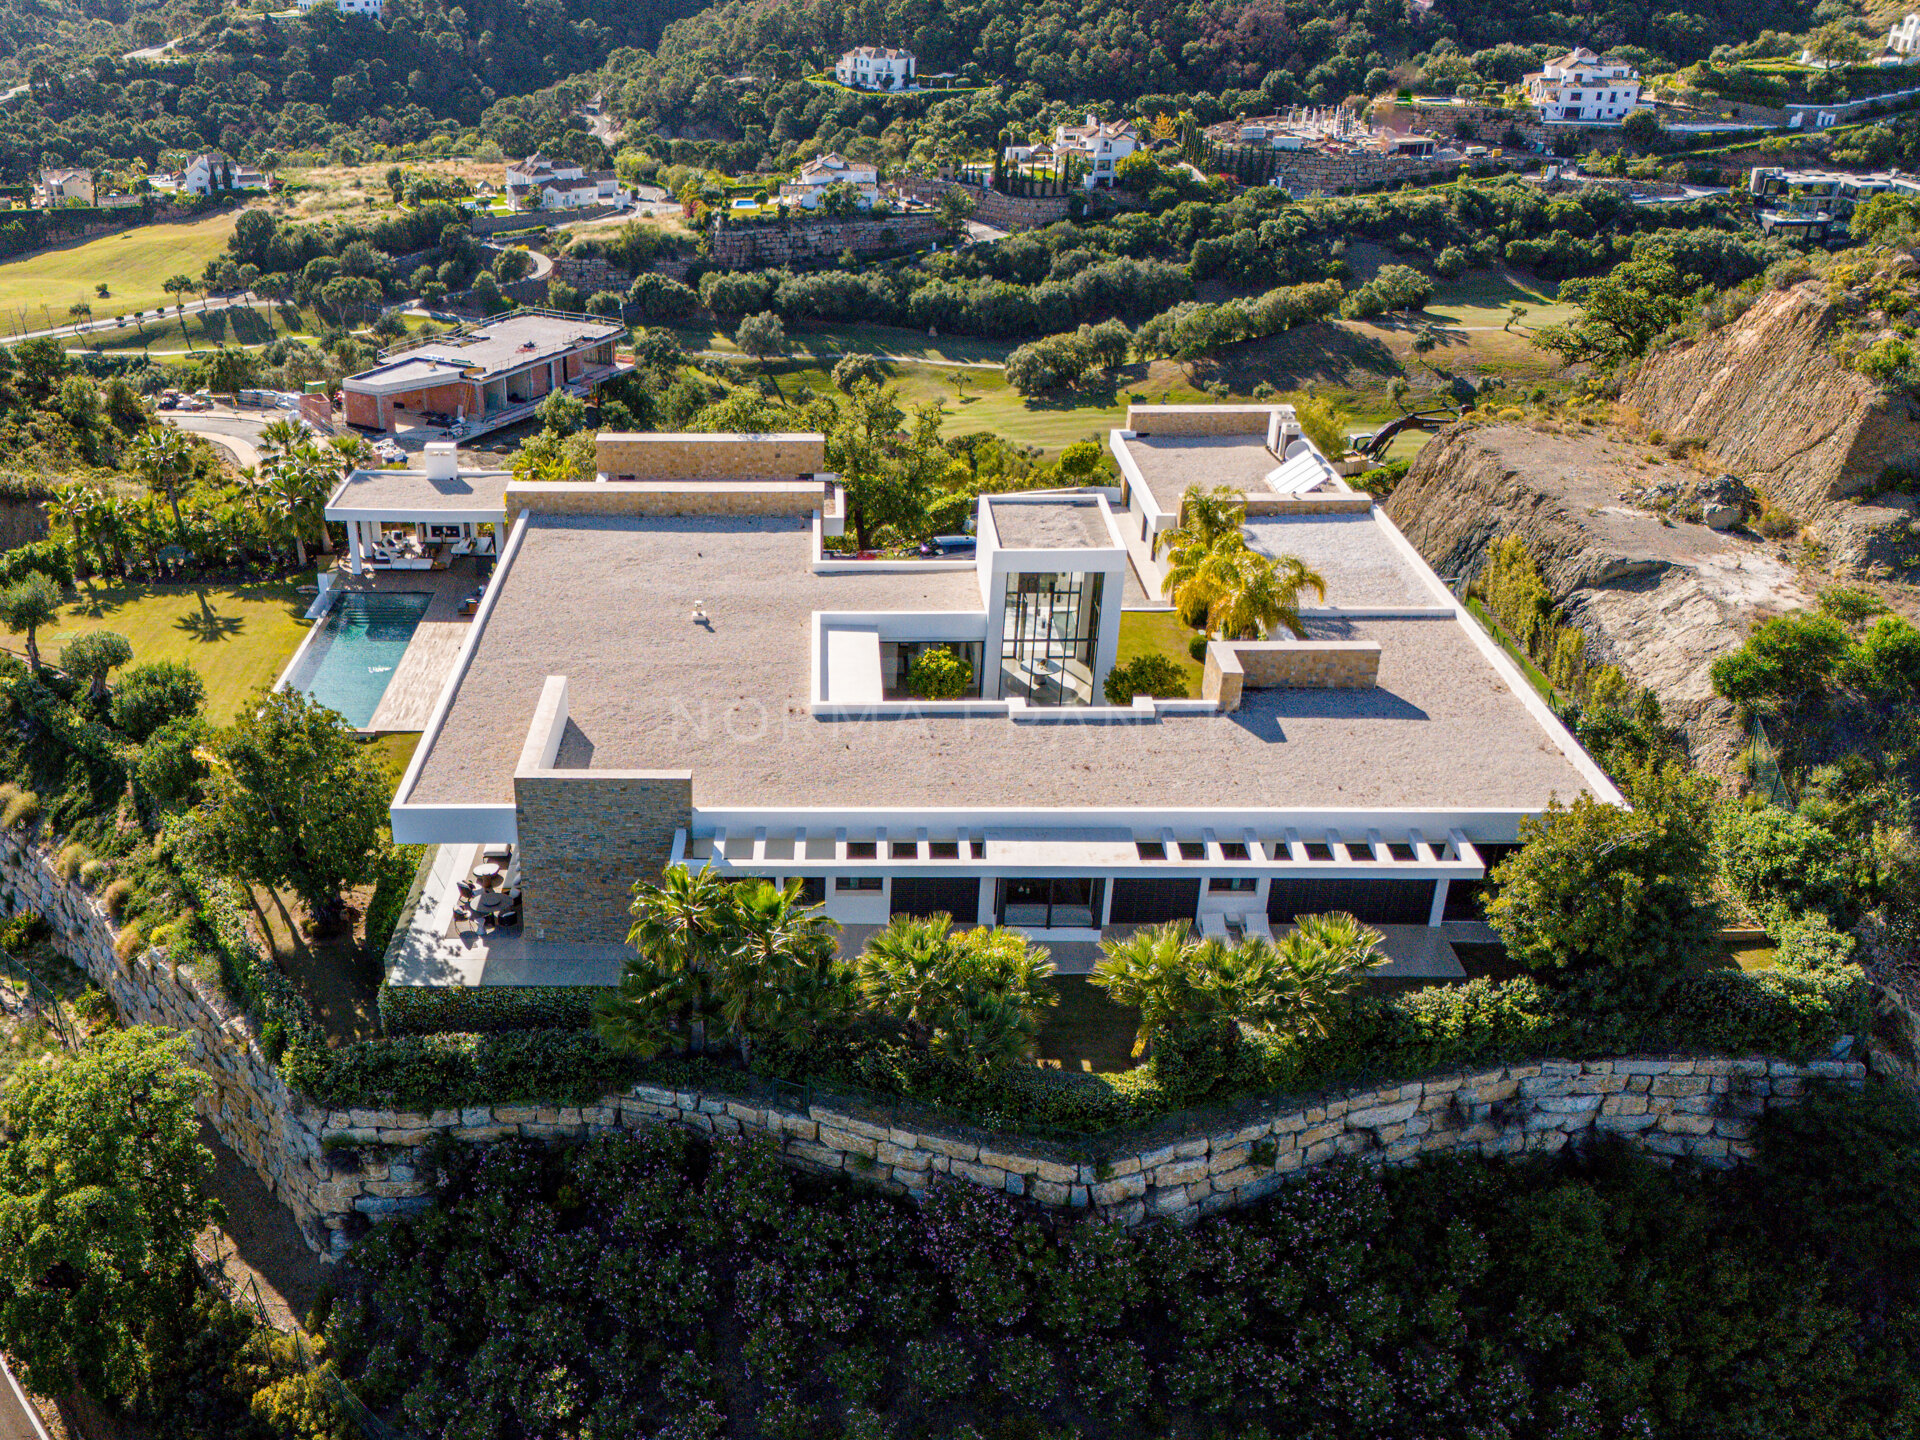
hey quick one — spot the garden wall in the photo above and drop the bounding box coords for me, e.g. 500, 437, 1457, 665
0, 832, 1868, 1259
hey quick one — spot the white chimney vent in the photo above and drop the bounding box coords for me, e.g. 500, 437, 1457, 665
421, 441, 458, 479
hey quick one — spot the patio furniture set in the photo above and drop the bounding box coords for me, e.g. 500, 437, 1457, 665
454, 843, 522, 933
369, 533, 452, 572
1199, 911, 1274, 942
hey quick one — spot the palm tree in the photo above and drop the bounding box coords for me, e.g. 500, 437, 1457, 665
130, 426, 194, 546
264, 451, 331, 568
1208, 551, 1327, 641
46, 486, 104, 576
1264, 912, 1386, 1040
257, 418, 304, 468
616, 864, 741, 1054
722, 879, 849, 1060
857, 914, 1056, 1070
1088, 919, 1200, 1057
1156, 483, 1245, 560
1161, 529, 1250, 630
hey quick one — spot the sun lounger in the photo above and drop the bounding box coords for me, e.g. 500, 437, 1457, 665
1199, 911, 1229, 941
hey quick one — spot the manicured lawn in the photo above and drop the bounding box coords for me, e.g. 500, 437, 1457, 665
73, 302, 319, 355
41, 580, 313, 723
0, 213, 240, 337
1338, 265, 1577, 380
1036, 975, 1141, 1074
1118, 609, 1204, 695
365, 731, 422, 788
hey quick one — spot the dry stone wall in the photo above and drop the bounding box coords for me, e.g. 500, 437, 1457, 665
0, 834, 1865, 1259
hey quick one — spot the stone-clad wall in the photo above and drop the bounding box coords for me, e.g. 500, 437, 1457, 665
515, 771, 690, 943
0, 836, 339, 1253
0, 832, 1865, 1259
1206, 639, 1383, 708
708, 214, 941, 270
594, 433, 827, 478
503, 480, 827, 522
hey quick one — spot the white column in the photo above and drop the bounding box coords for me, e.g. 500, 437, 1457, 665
1428, 879, 1449, 928
348, 521, 364, 576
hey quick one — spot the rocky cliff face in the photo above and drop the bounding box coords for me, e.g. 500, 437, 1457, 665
1387, 423, 1811, 771
1620, 281, 1920, 575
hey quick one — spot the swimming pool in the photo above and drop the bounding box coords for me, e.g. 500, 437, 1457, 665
286, 592, 432, 728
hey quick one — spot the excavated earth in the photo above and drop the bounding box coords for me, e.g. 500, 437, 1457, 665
1388, 423, 1813, 773
1621, 279, 1920, 575
1385, 277, 1920, 774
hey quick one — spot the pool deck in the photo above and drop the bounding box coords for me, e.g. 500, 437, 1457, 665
327, 562, 486, 732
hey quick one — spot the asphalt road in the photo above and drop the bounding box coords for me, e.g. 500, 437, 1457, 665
163, 408, 270, 470
0, 1356, 48, 1440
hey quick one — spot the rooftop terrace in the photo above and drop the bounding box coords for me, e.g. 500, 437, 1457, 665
403, 512, 1596, 814
988, 495, 1116, 550
359, 311, 625, 386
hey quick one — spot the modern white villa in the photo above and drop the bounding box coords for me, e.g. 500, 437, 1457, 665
352, 407, 1618, 997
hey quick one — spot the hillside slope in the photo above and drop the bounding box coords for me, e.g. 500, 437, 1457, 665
1621, 279, 1920, 575
1386, 422, 1810, 770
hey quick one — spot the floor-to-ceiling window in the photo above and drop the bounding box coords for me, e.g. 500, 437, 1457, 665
1000, 572, 1103, 706
996, 878, 1104, 928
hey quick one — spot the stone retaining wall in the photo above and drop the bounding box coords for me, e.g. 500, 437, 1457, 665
0, 832, 1866, 1259
708, 213, 941, 269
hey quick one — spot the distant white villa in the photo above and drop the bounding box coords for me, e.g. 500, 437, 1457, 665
836, 46, 915, 90
295, 0, 384, 15
779, 152, 880, 208
503, 154, 629, 211
148, 152, 270, 196
1891, 14, 1920, 56
1524, 47, 1642, 123
1007, 115, 1141, 188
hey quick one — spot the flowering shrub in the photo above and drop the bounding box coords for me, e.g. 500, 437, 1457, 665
332, 1097, 1920, 1439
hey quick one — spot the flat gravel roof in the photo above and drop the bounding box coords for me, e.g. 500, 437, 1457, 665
327, 468, 511, 515
989, 496, 1111, 550
1124, 435, 1280, 510
405, 514, 1594, 813
1244, 513, 1447, 609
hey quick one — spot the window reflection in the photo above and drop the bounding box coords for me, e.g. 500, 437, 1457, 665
1000, 572, 1103, 706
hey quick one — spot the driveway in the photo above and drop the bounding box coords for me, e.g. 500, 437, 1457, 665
163, 407, 269, 470
0, 1357, 48, 1440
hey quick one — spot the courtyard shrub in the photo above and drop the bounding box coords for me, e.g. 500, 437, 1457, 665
906, 646, 973, 700
1102, 652, 1189, 704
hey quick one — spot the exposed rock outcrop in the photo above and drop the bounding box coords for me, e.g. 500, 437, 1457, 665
1388, 423, 1812, 771
1620, 281, 1920, 575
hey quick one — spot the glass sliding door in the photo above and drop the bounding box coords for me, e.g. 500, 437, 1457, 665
995, 878, 1106, 929
1000, 572, 1103, 706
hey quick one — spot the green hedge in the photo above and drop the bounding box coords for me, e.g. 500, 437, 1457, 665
362, 844, 427, 965
307, 949, 1869, 1133
378, 982, 609, 1036
284, 1026, 643, 1110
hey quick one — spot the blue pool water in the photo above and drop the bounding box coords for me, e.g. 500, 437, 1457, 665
290, 592, 432, 727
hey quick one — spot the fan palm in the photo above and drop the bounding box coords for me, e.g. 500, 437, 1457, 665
610, 863, 741, 1055
857, 915, 1056, 1071
1268, 912, 1387, 1039
1161, 529, 1248, 630
257, 418, 304, 467
721, 878, 849, 1060
130, 426, 195, 546
1209, 551, 1327, 641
